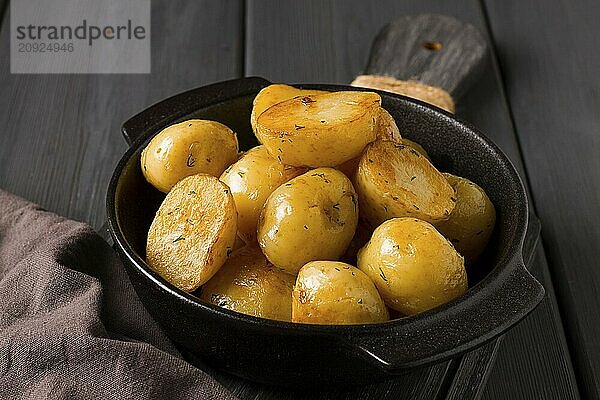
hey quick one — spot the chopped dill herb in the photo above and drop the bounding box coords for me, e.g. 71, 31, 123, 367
173, 235, 185, 243
379, 268, 388, 282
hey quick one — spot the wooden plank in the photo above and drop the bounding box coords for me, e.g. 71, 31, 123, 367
484, 243, 580, 399
246, 1, 578, 399
482, 1, 600, 398
0, 0, 243, 229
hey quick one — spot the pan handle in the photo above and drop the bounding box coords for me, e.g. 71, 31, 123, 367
345, 240, 544, 373
121, 77, 272, 146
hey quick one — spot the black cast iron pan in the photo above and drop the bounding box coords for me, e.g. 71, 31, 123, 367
106, 15, 544, 387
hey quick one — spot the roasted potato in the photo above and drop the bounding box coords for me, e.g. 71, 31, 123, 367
251, 84, 327, 134
292, 261, 389, 324
220, 145, 306, 243
435, 173, 496, 263
355, 140, 455, 227
336, 107, 402, 180
141, 119, 239, 193
376, 108, 402, 142
200, 246, 295, 321
401, 138, 431, 161
357, 218, 467, 315
255, 91, 381, 167
258, 167, 359, 275
146, 174, 237, 292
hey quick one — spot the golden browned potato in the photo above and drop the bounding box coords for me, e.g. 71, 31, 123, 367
141, 120, 239, 193
335, 108, 402, 181
376, 108, 402, 142
251, 84, 327, 134
292, 261, 389, 324
355, 140, 455, 227
435, 173, 496, 263
146, 174, 237, 292
257, 168, 359, 275
255, 91, 381, 167
220, 145, 306, 243
401, 138, 431, 161
357, 218, 467, 315
200, 246, 295, 321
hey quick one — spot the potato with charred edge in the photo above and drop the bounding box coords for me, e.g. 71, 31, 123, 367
141, 119, 239, 193
292, 261, 389, 324
200, 246, 295, 321
146, 174, 237, 292
435, 173, 496, 264
255, 91, 381, 167
220, 145, 306, 243
355, 140, 455, 227
358, 218, 467, 315
258, 168, 359, 275
251, 84, 327, 134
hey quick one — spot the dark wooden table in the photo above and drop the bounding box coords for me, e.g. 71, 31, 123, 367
1, 1, 597, 399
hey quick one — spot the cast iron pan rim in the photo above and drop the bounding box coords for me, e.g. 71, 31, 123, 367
106, 80, 529, 337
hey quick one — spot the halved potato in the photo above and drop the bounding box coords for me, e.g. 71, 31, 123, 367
376, 108, 402, 142
401, 138, 431, 161
141, 119, 238, 193
220, 145, 306, 243
251, 84, 327, 134
255, 91, 381, 167
355, 140, 455, 227
258, 167, 359, 275
357, 218, 467, 315
146, 174, 237, 292
292, 261, 389, 324
435, 173, 496, 263
200, 245, 295, 321
335, 107, 402, 181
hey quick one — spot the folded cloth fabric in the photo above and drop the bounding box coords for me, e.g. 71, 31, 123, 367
0, 190, 236, 400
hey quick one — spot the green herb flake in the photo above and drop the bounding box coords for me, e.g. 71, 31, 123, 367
379, 268, 388, 282
188, 190, 197, 195
187, 154, 196, 167
237, 171, 246, 178
410, 176, 417, 181
173, 235, 185, 243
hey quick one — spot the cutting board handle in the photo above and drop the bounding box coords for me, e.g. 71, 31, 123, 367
362, 14, 488, 100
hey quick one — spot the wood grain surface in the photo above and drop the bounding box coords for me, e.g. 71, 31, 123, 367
0, 0, 595, 398
482, 1, 600, 398
0, 0, 243, 229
